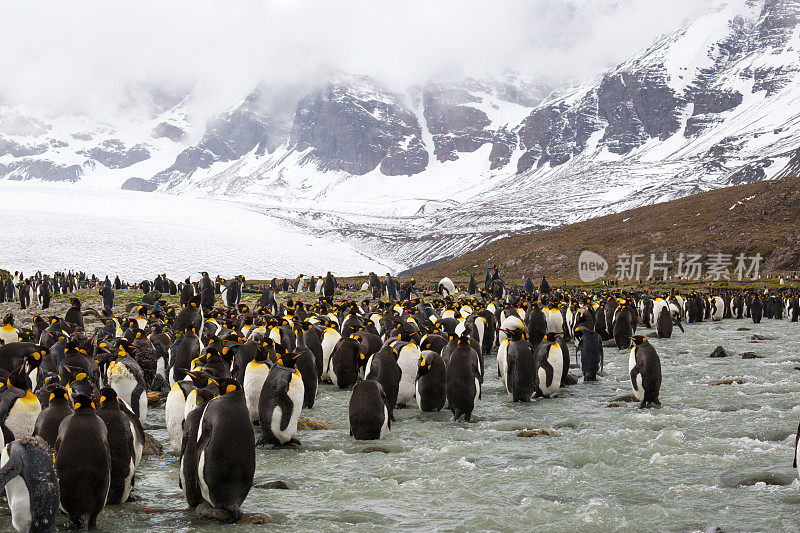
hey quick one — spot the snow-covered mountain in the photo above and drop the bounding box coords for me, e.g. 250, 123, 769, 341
3, 0, 800, 272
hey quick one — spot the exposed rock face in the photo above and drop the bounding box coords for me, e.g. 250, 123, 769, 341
423, 81, 493, 163
153, 87, 293, 187
0, 137, 48, 158
517, 90, 602, 171
152, 122, 186, 142
291, 76, 428, 176
121, 177, 158, 192
80, 139, 150, 169
0, 160, 84, 182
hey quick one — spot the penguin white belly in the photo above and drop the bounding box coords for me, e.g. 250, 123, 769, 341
27, 367, 39, 392
473, 377, 481, 409
396, 344, 419, 406
364, 355, 375, 380
379, 404, 389, 439
497, 339, 509, 385
197, 450, 211, 504
320, 329, 341, 380
110, 373, 141, 422
156, 357, 166, 379
129, 419, 143, 468
442, 309, 456, 319
6, 476, 31, 532
454, 321, 466, 337
632, 374, 645, 401
0, 328, 19, 344
1, 447, 32, 533
243, 363, 269, 422
539, 346, 563, 397
475, 318, 485, 349
121, 457, 135, 503
183, 389, 198, 419
415, 380, 422, 410
6, 395, 41, 440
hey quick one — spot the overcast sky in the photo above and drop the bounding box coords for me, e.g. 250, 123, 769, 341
0, 0, 717, 116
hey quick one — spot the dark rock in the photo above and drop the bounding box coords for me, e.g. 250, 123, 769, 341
517, 428, 551, 437
750, 334, 776, 341
237, 513, 273, 525
152, 122, 187, 142
121, 177, 157, 192
255, 480, 296, 490
710, 346, 729, 358
292, 76, 428, 176
611, 394, 638, 402
142, 291, 162, 305
709, 378, 746, 386
143, 432, 163, 456
736, 327, 751, 331
79, 139, 150, 169
360, 446, 393, 453
741, 352, 765, 359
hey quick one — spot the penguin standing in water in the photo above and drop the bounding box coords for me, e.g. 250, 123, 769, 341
33, 386, 72, 449
751, 295, 763, 324
180, 388, 214, 508
96, 388, 135, 504
656, 305, 673, 339
574, 326, 603, 381
54, 394, 111, 530
257, 365, 305, 446
504, 329, 535, 402
533, 336, 563, 398
106, 340, 148, 424
243, 347, 271, 422
445, 333, 481, 421
0, 436, 60, 533
349, 380, 390, 440
196, 379, 254, 520
415, 351, 446, 412
629, 336, 661, 409
365, 345, 401, 422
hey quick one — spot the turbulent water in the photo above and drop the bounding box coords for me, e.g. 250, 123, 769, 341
90, 319, 800, 532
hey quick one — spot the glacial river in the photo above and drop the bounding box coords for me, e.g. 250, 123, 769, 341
92, 318, 800, 532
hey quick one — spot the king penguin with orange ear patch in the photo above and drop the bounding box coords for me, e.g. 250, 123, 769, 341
629, 335, 661, 409
257, 365, 304, 446
54, 394, 111, 530
196, 378, 254, 521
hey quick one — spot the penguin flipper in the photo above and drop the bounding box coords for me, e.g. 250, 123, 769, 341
0, 452, 22, 493
278, 393, 293, 433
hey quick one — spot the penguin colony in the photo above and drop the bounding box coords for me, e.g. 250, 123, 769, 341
0, 268, 799, 529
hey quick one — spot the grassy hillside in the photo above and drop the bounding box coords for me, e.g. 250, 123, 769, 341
415, 176, 800, 282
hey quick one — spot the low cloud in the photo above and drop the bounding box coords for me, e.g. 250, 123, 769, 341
0, 0, 717, 117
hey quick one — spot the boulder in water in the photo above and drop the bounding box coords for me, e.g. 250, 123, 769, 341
709, 346, 729, 358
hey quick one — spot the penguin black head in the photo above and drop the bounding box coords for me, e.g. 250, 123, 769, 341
48, 385, 70, 405
630, 335, 648, 346
216, 378, 242, 396
71, 393, 95, 411
7, 368, 32, 392
186, 370, 218, 389
2, 312, 13, 326
98, 387, 120, 408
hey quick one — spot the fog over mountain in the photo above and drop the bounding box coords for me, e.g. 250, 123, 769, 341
6, 0, 799, 276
